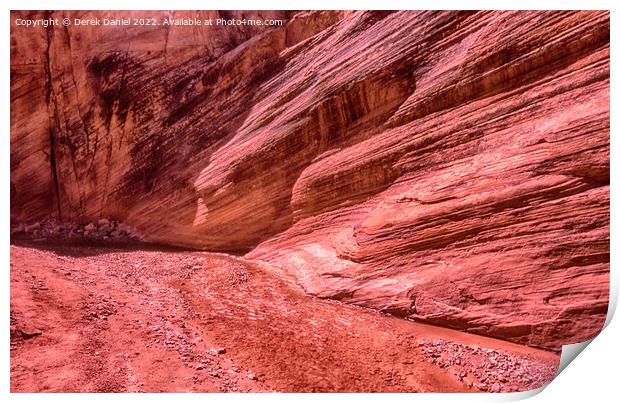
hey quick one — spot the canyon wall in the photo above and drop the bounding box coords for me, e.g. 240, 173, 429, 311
10, 10, 610, 350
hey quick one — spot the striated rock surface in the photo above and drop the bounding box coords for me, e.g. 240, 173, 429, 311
11, 10, 610, 350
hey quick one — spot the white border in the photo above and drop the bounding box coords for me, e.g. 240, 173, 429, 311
2, 0, 618, 11
2, 1, 617, 402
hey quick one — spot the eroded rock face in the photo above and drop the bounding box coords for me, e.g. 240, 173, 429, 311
10, 10, 609, 349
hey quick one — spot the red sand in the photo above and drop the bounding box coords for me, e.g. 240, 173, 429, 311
10, 241, 558, 392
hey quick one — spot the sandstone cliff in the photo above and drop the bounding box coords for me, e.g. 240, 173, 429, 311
10, 10, 610, 350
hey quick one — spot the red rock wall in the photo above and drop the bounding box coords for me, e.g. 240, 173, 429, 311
10, 10, 609, 349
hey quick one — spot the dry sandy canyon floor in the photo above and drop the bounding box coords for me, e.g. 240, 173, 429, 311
10, 241, 559, 393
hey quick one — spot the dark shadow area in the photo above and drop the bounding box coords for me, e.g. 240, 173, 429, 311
10, 237, 199, 258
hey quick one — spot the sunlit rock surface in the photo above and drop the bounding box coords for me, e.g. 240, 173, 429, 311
11, 10, 609, 349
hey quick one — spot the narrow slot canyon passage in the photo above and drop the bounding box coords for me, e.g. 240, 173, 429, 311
10, 9, 608, 393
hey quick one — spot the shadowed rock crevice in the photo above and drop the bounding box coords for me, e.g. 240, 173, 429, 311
43, 22, 63, 221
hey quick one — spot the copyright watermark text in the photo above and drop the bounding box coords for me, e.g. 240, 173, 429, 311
13, 17, 284, 28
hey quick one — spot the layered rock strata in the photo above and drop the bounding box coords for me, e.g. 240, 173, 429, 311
10, 10, 610, 349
